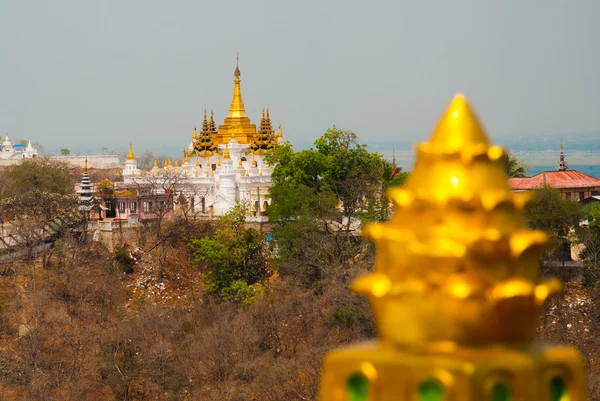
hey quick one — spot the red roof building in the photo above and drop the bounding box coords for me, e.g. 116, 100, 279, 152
509, 171, 600, 200
508, 145, 600, 201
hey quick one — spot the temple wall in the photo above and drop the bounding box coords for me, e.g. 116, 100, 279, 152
0, 155, 121, 168
50, 155, 121, 169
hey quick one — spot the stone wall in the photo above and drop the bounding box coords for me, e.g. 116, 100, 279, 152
50, 155, 121, 169
0, 155, 121, 168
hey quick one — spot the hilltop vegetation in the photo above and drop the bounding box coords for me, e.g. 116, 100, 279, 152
0, 133, 599, 400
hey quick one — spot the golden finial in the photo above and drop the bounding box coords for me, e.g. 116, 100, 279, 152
226, 57, 247, 120
318, 94, 586, 401
84, 158, 88, 174
224, 144, 230, 159
127, 142, 135, 160
153, 158, 158, 168
195, 157, 200, 167
204, 109, 207, 121
560, 142, 563, 150
217, 156, 221, 167
252, 153, 257, 167
266, 108, 270, 119
175, 159, 179, 167
234, 52, 240, 77
277, 124, 283, 138
262, 108, 265, 118
193, 126, 197, 140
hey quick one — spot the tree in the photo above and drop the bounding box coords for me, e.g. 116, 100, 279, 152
60, 148, 71, 156
0, 191, 80, 264
504, 153, 529, 178
191, 202, 271, 301
524, 186, 583, 276
525, 186, 583, 236
266, 128, 388, 283
2, 157, 74, 198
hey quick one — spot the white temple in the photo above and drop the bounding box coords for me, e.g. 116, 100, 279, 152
0, 135, 37, 160
122, 62, 283, 218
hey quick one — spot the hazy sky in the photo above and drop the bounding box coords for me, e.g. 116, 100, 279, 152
1, 0, 599, 155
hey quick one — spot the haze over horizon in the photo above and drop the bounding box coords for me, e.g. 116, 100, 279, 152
1, 0, 599, 155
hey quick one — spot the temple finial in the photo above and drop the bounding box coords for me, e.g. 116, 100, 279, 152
127, 142, 135, 160
234, 53, 240, 77
224, 144, 230, 159
84, 158, 88, 174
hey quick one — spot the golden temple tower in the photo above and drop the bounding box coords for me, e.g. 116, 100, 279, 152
318, 95, 587, 401
215, 58, 257, 144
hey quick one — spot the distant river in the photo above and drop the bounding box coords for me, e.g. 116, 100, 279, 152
529, 165, 600, 178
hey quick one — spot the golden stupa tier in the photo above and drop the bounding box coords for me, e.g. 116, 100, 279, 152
355, 94, 560, 346
318, 94, 587, 401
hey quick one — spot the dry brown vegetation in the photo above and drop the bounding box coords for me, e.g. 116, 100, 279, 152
0, 220, 375, 400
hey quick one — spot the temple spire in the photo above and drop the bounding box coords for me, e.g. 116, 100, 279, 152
127, 143, 135, 160
227, 56, 248, 119
84, 158, 88, 174
558, 142, 568, 171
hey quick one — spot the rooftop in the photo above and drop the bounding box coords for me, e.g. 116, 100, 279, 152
509, 170, 600, 190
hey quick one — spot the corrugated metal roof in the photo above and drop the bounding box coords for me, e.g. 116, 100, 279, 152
508, 170, 600, 190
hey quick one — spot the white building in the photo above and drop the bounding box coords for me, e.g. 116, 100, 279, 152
0, 135, 37, 160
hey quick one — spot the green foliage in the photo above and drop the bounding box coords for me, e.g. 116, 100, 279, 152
265, 128, 393, 283
60, 148, 70, 156
524, 186, 583, 236
329, 305, 363, 328
115, 247, 135, 274
191, 203, 271, 301
267, 127, 390, 226
584, 202, 600, 228
504, 153, 529, 178
2, 157, 74, 197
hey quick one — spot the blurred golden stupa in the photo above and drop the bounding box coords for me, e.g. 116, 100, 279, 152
318, 95, 587, 401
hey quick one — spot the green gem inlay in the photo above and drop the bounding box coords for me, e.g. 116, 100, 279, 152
418, 378, 444, 401
346, 372, 369, 401
550, 377, 567, 401
491, 382, 512, 401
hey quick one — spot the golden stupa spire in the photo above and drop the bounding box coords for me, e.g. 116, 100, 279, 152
227, 53, 247, 120
127, 142, 135, 160
174, 159, 179, 167
318, 94, 587, 401
196, 157, 200, 167
277, 124, 283, 138
84, 158, 88, 174
223, 144, 230, 159
193, 126, 197, 140
153, 158, 158, 168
